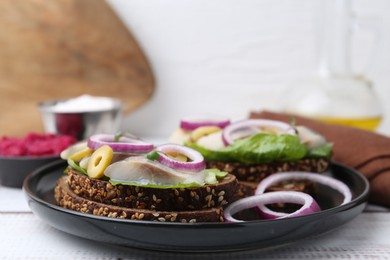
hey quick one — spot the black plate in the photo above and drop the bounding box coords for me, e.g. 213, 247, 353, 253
23, 160, 369, 252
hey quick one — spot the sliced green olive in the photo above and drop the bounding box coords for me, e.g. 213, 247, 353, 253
87, 145, 113, 179
190, 126, 221, 142
165, 151, 188, 162
69, 147, 93, 162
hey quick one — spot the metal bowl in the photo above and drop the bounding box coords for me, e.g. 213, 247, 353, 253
38, 97, 124, 140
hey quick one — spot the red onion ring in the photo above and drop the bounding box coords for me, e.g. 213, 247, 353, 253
255, 171, 352, 218
155, 144, 206, 172
222, 119, 296, 145
224, 191, 321, 222
88, 134, 154, 154
180, 115, 230, 131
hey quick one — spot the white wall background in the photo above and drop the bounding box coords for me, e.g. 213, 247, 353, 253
107, 0, 390, 139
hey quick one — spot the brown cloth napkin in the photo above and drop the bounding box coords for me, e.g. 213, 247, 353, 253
250, 110, 390, 207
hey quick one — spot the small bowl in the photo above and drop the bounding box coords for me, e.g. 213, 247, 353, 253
0, 155, 60, 188
38, 96, 124, 140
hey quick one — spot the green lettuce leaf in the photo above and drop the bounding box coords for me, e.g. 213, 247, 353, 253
187, 133, 310, 164
204, 168, 228, 184
67, 158, 88, 175
108, 180, 203, 189
109, 168, 228, 188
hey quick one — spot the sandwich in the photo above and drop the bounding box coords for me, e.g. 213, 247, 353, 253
55, 133, 239, 223
169, 117, 333, 202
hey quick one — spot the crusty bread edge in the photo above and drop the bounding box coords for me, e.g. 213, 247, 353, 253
66, 167, 239, 211
55, 176, 225, 223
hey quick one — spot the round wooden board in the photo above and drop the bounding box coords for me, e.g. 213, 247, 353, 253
0, 0, 154, 136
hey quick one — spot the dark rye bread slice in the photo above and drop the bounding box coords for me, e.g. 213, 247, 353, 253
206, 158, 330, 183
66, 167, 239, 211
55, 176, 224, 223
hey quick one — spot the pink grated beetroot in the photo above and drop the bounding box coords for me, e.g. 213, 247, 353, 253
0, 133, 76, 157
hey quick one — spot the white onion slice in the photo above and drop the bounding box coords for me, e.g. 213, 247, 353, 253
255, 171, 352, 218
180, 115, 230, 131
88, 134, 154, 154
296, 126, 327, 149
222, 119, 296, 145
256, 172, 352, 204
155, 144, 206, 172
224, 191, 321, 222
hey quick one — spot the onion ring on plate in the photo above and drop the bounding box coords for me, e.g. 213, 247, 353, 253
180, 115, 230, 131
224, 191, 321, 222
255, 171, 352, 218
88, 134, 154, 154
154, 144, 206, 172
222, 119, 296, 146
